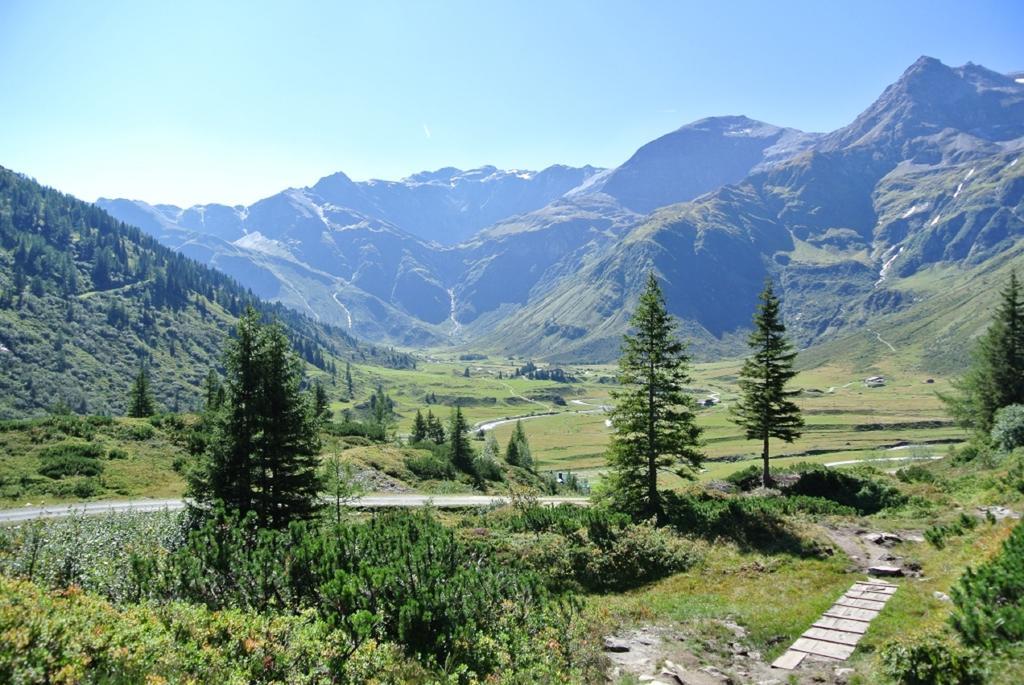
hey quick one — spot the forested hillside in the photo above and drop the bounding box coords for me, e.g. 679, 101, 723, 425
0, 167, 411, 418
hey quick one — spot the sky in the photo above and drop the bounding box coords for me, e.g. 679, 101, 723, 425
1, 1, 1023, 207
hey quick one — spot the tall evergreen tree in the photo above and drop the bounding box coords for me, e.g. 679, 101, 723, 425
505, 420, 534, 470
190, 307, 321, 528
606, 272, 702, 522
730, 280, 804, 487
426, 410, 446, 444
313, 380, 332, 422
345, 361, 354, 399
942, 271, 1024, 434
411, 409, 428, 443
447, 406, 474, 472
202, 369, 224, 411
127, 365, 156, 417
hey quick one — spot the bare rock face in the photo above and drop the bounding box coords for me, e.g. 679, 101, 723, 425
868, 565, 904, 577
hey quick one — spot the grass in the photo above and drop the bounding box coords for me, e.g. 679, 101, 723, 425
589, 539, 851, 661
0, 416, 188, 507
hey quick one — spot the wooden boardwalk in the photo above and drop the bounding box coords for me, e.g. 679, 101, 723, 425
771, 578, 897, 670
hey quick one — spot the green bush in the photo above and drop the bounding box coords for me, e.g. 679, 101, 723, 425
574, 518, 698, 592
881, 636, 986, 685
324, 420, 386, 442
472, 455, 504, 482
0, 575, 411, 684
787, 464, 907, 514
896, 464, 939, 484
106, 447, 129, 460
992, 404, 1024, 451
117, 422, 156, 441
124, 508, 598, 679
924, 513, 980, 550
724, 464, 763, 490
37, 441, 105, 461
662, 492, 835, 556
951, 520, 1024, 647
37, 442, 105, 479
405, 452, 456, 480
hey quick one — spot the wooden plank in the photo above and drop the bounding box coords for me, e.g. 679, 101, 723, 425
791, 637, 855, 660
771, 650, 806, 670
853, 583, 896, 594
846, 590, 894, 602
802, 627, 863, 646
824, 605, 878, 622
814, 616, 871, 634
836, 597, 887, 611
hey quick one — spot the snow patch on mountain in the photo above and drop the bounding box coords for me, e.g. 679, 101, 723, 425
876, 246, 905, 285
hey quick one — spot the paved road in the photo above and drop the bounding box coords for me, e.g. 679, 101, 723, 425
0, 494, 589, 523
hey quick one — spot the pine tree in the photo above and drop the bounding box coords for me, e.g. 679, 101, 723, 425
606, 272, 702, 522
411, 409, 428, 443
370, 385, 394, 433
447, 406, 474, 472
313, 380, 332, 422
191, 307, 322, 529
127, 365, 156, 417
345, 361, 354, 399
730, 280, 804, 487
942, 272, 1024, 434
426, 410, 446, 444
203, 369, 224, 411
505, 420, 533, 470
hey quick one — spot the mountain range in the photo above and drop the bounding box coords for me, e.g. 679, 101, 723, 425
96, 57, 1024, 369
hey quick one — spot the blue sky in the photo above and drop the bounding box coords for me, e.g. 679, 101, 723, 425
1, 0, 1022, 207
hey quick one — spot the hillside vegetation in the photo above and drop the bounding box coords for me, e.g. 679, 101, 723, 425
0, 167, 412, 418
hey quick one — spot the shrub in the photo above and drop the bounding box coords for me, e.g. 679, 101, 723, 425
324, 420, 386, 442
119, 422, 156, 441
881, 636, 986, 685
787, 464, 906, 514
37, 441, 104, 461
724, 464, 763, 490
473, 455, 504, 482
896, 464, 938, 484
950, 520, 1024, 647
574, 518, 699, 591
662, 492, 833, 557
0, 576, 410, 684
991, 404, 1024, 451
106, 447, 129, 460
130, 508, 595, 678
405, 452, 456, 480
38, 444, 105, 480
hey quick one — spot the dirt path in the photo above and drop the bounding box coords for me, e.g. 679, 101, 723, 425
819, 524, 923, 573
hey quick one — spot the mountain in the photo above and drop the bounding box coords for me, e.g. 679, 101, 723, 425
98, 57, 1024, 371
0, 166, 410, 418
581, 115, 821, 213
491, 57, 1024, 367
98, 121, 816, 348
102, 164, 601, 247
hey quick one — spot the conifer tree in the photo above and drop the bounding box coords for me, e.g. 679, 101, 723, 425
128, 365, 156, 417
313, 380, 332, 422
505, 420, 534, 470
426, 410, 446, 444
447, 406, 474, 472
345, 361, 354, 399
191, 307, 321, 528
202, 369, 224, 412
411, 409, 428, 443
730, 280, 803, 487
606, 272, 702, 522
943, 271, 1024, 434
